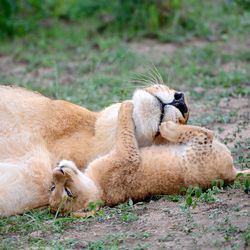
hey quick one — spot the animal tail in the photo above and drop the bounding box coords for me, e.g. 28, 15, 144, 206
235, 169, 250, 182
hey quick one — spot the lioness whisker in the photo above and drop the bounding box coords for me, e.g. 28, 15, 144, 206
151, 65, 164, 84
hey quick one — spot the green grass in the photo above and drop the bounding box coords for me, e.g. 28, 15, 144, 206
1, 35, 249, 110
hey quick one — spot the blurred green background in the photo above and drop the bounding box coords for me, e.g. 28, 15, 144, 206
0, 0, 250, 110
1, 0, 250, 40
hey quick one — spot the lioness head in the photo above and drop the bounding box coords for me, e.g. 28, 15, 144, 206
132, 84, 189, 146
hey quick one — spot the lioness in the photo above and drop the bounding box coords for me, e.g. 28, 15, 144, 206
49, 102, 250, 216
0, 84, 188, 216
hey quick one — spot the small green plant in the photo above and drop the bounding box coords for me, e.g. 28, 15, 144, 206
182, 180, 225, 208
113, 200, 139, 223
183, 185, 202, 208
243, 231, 250, 246
87, 200, 104, 212
233, 172, 250, 194
87, 233, 133, 250
237, 155, 250, 168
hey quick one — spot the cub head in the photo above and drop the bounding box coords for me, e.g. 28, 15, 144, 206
132, 84, 189, 146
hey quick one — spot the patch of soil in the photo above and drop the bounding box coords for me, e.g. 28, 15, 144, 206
129, 39, 178, 58
129, 38, 208, 61
0, 56, 27, 83
0, 55, 78, 87
214, 96, 250, 149
221, 61, 247, 72
43, 190, 249, 249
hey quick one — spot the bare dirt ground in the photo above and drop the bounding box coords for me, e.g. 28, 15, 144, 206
57, 190, 250, 249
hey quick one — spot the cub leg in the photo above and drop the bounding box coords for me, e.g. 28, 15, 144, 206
86, 101, 141, 206
88, 101, 140, 172
90, 101, 140, 173
159, 121, 214, 171
159, 121, 213, 145
92, 101, 141, 204
160, 122, 250, 181
159, 121, 238, 185
114, 101, 141, 164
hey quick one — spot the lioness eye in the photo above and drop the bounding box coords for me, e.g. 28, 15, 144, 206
65, 187, 73, 197
50, 185, 55, 192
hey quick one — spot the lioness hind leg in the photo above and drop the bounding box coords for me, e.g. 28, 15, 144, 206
159, 121, 213, 145
0, 159, 52, 216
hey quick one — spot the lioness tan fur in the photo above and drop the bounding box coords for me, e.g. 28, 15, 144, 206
49, 102, 250, 216
0, 84, 188, 216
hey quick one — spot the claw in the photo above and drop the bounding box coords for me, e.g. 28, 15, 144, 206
50, 185, 55, 192
65, 187, 73, 197
59, 167, 64, 174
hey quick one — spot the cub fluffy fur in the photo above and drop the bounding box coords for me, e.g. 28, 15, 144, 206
50, 102, 250, 216
0, 84, 188, 216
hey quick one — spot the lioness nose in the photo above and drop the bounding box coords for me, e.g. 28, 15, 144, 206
171, 92, 188, 116
174, 92, 184, 101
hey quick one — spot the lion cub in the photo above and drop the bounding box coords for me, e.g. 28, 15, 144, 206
49, 102, 249, 215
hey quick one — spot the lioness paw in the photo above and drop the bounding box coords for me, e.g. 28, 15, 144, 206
53, 160, 78, 183
58, 160, 78, 171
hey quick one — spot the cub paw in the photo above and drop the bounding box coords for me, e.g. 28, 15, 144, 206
160, 120, 178, 130
159, 121, 180, 142
160, 120, 178, 135
119, 101, 134, 117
